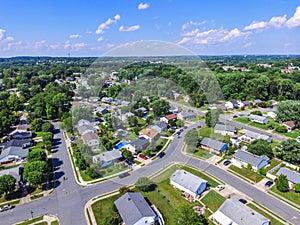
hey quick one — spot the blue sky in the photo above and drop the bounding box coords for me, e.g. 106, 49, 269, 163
0, 0, 300, 56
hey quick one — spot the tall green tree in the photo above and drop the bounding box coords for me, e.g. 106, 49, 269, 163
151, 99, 170, 117
205, 110, 220, 127
27, 148, 47, 162
276, 139, 300, 164
176, 205, 207, 225
248, 139, 273, 158
276, 174, 289, 192
0, 174, 16, 196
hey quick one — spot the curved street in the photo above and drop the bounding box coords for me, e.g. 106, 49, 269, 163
1, 122, 299, 225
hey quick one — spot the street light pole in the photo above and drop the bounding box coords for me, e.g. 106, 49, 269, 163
30, 209, 34, 219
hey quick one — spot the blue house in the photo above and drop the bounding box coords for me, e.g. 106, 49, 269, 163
200, 137, 228, 153
233, 150, 269, 171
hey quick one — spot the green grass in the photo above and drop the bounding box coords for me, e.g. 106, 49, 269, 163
15, 216, 44, 225
274, 129, 300, 139
194, 148, 213, 159
50, 221, 59, 225
35, 132, 46, 137
198, 127, 223, 139
80, 171, 94, 181
249, 122, 269, 130
201, 190, 226, 212
270, 185, 300, 206
0, 199, 20, 207
35, 222, 47, 225
229, 165, 264, 183
234, 116, 250, 124
247, 203, 285, 225
134, 160, 142, 165
30, 193, 44, 200
127, 132, 138, 140
266, 158, 282, 171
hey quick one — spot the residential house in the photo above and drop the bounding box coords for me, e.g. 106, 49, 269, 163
122, 112, 135, 121
169, 106, 179, 114
200, 138, 228, 153
177, 111, 196, 120
0, 139, 31, 164
239, 130, 272, 143
0, 165, 23, 183
232, 150, 270, 171
283, 121, 296, 132
92, 150, 122, 168
216, 105, 226, 110
160, 114, 177, 123
242, 100, 251, 107
170, 170, 207, 198
225, 101, 234, 110
237, 100, 244, 108
77, 119, 92, 127
82, 132, 99, 149
125, 137, 149, 153
248, 114, 268, 124
139, 128, 160, 142
77, 124, 97, 136
114, 192, 158, 225
151, 121, 168, 133
137, 107, 148, 114
94, 106, 108, 115
9, 125, 32, 139
267, 112, 276, 119
211, 198, 270, 225
276, 168, 300, 190
253, 99, 262, 106
214, 124, 236, 136
230, 100, 239, 108
101, 97, 114, 104
281, 68, 294, 73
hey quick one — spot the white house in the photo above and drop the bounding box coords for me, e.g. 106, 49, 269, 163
239, 130, 272, 143
170, 170, 207, 198
282, 121, 296, 132
125, 137, 149, 153
211, 199, 270, 225
232, 150, 269, 171
248, 114, 268, 124
214, 124, 236, 136
177, 111, 196, 120
225, 101, 234, 110
92, 150, 122, 168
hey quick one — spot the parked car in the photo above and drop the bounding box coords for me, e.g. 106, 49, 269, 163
265, 180, 274, 187
176, 131, 181, 136
223, 160, 231, 166
0, 204, 13, 212
216, 185, 225, 191
70, 136, 75, 142
125, 159, 133, 166
233, 115, 238, 118
139, 154, 147, 160
119, 172, 130, 178
157, 152, 165, 158
239, 199, 247, 204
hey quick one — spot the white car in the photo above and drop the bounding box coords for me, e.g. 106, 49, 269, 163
216, 185, 225, 191
0, 204, 13, 212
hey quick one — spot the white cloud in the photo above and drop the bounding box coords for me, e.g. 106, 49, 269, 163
6, 41, 22, 51
97, 36, 103, 42
119, 25, 140, 32
286, 6, 300, 28
269, 15, 287, 28
5, 36, 14, 42
181, 21, 207, 30
69, 34, 81, 39
95, 14, 121, 34
243, 42, 252, 48
138, 3, 149, 10
0, 29, 6, 40
34, 40, 47, 48
107, 43, 115, 48
244, 21, 268, 31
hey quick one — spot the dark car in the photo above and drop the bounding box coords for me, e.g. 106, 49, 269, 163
70, 136, 75, 142
125, 159, 133, 166
119, 172, 130, 178
223, 160, 231, 166
265, 180, 274, 187
233, 115, 238, 118
157, 152, 165, 158
239, 199, 247, 204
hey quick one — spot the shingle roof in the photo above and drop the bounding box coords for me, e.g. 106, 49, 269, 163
234, 150, 269, 167
151, 121, 168, 131
164, 114, 177, 120
82, 132, 99, 144
244, 130, 270, 141
283, 121, 296, 128
214, 124, 236, 133
248, 114, 267, 122
115, 192, 156, 225
129, 137, 149, 148
200, 138, 227, 151
0, 165, 21, 181
77, 125, 96, 135
0, 139, 31, 149
139, 128, 159, 139
216, 199, 270, 225
179, 111, 196, 118
93, 150, 122, 163
170, 170, 207, 193
276, 168, 300, 184
0, 146, 29, 163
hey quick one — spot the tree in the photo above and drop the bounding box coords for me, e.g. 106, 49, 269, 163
23, 161, 47, 181
294, 184, 300, 193
60, 116, 73, 132
0, 174, 16, 196
27, 148, 47, 162
276, 174, 289, 192
151, 99, 170, 117
30, 118, 43, 132
184, 129, 199, 147
119, 186, 130, 195
41, 121, 54, 132
248, 139, 273, 158
247, 163, 252, 170
205, 110, 220, 127
276, 100, 300, 128
101, 215, 120, 225
121, 149, 132, 159
26, 171, 44, 188
275, 125, 287, 133
276, 139, 300, 164
250, 110, 262, 116
259, 168, 267, 176
176, 205, 207, 225
135, 177, 155, 192
128, 116, 138, 127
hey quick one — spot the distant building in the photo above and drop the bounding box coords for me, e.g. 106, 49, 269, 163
200, 138, 228, 153
276, 168, 300, 190
114, 192, 158, 225
177, 111, 196, 120
77, 125, 97, 136
170, 170, 207, 198
211, 199, 270, 225
282, 121, 296, 132
248, 114, 268, 124
232, 150, 269, 171
160, 114, 177, 123
239, 130, 272, 143
214, 124, 236, 136
139, 128, 160, 142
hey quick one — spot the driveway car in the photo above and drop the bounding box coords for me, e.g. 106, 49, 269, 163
223, 160, 231, 166
239, 199, 247, 204
157, 152, 165, 158
139, 154, 147, 160
265, 180, 274, 188
216, 185, 225, 191
0, 204, 13, 212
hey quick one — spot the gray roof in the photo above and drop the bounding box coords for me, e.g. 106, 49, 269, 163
276, 168, 300, 184
217, 199, 270, 225
234, 150, 269, 167
77, 125, 96, 135
248, 114, 267, 122
129, 137, 149, 148
214, 124, 236, 133
170, 170, 207, 193
115, 192, 156, 225
0, 146, 29, 163
0, 139, 31, 149
151, 121, 168, 130
179, 111, 196, 118
244, 130, 271, 141
200, 138, 227, 151
0, 165, 21, 181
93, 150, 122, 163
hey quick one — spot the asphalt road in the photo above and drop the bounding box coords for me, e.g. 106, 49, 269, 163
1, 122, 299, 225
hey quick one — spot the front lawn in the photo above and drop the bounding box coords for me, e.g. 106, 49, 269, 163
229, 165, 264, 183
247, 203, 284, 225
198, 127, 224, 139
194, 148, 213, 159
234, 117, 269, 130
274, 129, 300, 139
15, 216, 44, 225
249, 122, 269, 130
270, 185, 300, 206
234, 116, 249, 124
201, 190, 226, 212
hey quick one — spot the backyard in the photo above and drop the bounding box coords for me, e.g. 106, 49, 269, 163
201, 190, 226, 212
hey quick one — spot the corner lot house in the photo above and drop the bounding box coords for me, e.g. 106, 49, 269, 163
214, 124, 236, 136
151, 121, 168, 133
282, 121, 296, 132
248, 114, 268, 124
115, 192, 158, 225
126, 137, 149, 153
239, 130, 272, 143
232, 150, 269, 171
170, 170, 207, 198
0, 165, 22, 183
139, 128, 160, 142
0, 139, 31, 164
276, 168, 300, 190
200, 138, 228, 153
92, 150, 122, 168
177, 111, 196, 120
82, 132, 99, 149
211, 198, 270, 225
